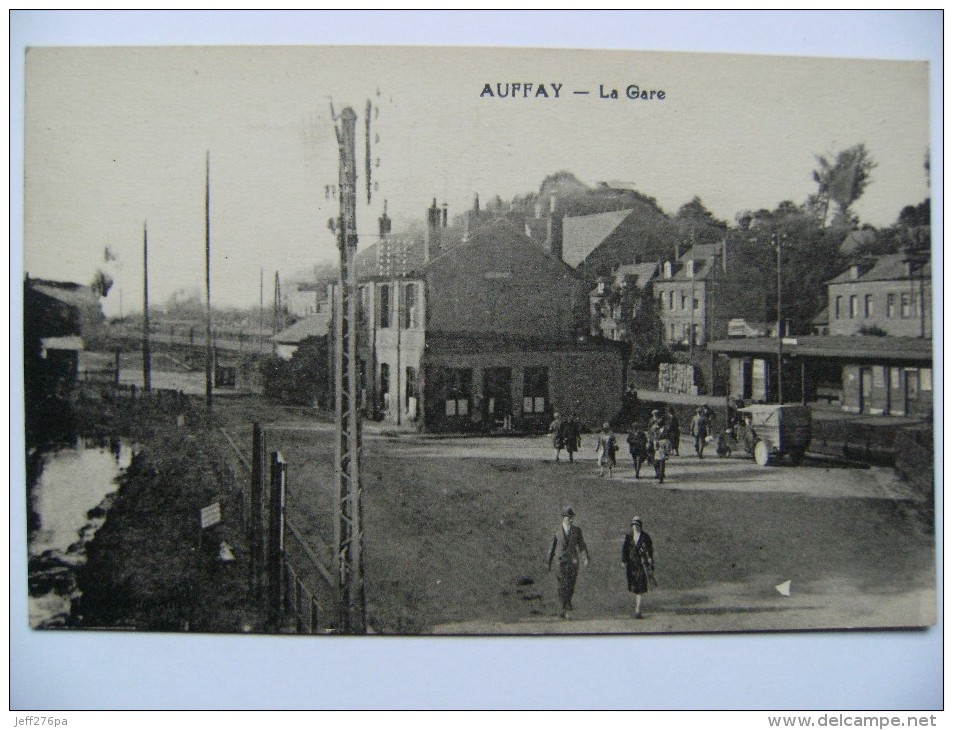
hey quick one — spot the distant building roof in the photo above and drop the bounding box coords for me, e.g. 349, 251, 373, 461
354, 237, 428, 280
523, 217, 549, 243
27, 279, 100, 309
678, 243, 721, 263
827, 252, 931, 285
613, 262, 660, 289
811, 306, 830, 325
660, 257, 719, 283
708, 335, 933, 363
270, 312, 331, 344
291, 281, 321, 292
840, 229, 878, 254
561, 209, 633, 268
727, 319, 770, 338
41, 335, 84, 352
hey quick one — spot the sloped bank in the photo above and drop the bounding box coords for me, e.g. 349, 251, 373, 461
68, 394, 264, 632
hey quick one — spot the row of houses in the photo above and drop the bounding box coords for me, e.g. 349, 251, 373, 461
276, 194, 933, 430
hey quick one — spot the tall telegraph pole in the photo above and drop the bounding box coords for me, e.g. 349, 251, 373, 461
205, 151, 213, 410
332, 105, 367, 633
142, 222, 152, 393
774, 232, 783, 404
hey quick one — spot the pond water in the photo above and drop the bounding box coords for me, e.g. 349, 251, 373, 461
27, 437, 136, 628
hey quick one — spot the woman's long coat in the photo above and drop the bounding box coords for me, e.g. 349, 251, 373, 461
622, 530, 654, 595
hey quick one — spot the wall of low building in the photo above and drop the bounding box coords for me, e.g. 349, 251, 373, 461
841, 362, 933, 417
422, 345, 624, 433
727, 355, 771, 403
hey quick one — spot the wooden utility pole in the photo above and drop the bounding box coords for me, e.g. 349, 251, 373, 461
259, 268, 264, 354
774, 232, 783, 404
274, 271, 284, 336
205, 151, 213, 410
331, 104, 367, 634
142, 222, 152, 393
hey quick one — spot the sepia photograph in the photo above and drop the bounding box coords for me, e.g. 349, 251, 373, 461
11, 10, 942, 711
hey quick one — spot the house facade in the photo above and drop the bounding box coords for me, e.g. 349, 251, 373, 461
588, 262, 659, 340
826, 252, 931, 338
284, 281, 323, 318
652, 244, 728, 347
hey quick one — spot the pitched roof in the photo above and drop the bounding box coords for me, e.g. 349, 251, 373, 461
708, 334, 933, 363
613, 262, 660, 289
839, 228, 878, 254
354, 237, 429, 280
678, 243, 721, 263
561, 209, 633, 268
270, 312, 331, 344
658, 257, 718, 283
28, 279, 100, 309
827, 253, 931, 285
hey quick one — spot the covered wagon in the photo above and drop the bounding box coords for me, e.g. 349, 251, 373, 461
739, 404, 812, 466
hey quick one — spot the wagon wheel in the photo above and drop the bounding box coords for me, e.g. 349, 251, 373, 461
754, 440, 773, 467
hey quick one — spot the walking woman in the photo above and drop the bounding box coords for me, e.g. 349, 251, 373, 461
595, 422, 618, 477
549, 412, 565, 462
621, 515, 655, 618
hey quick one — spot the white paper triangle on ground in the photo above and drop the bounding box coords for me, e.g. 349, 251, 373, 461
775, 580, 792, 596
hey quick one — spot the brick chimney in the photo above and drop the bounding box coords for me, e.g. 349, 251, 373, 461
424, 198, 440, 263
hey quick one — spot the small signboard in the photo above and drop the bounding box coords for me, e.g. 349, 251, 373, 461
200, 502, 222, 529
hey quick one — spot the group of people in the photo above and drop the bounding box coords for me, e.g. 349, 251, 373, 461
624, 407, 678, 483
621, 404, 719, 483
546, 506, 655, 620
548, 412, 583, 463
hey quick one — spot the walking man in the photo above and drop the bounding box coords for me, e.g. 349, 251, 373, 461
626, 422, 648, 479
666, 406, 681, 456
691, 407, 709, 459
653, 427, 672, 483
546, 506, 591, 619
563, 414, 581, 463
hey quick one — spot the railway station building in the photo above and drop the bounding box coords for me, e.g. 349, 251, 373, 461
338, 207, 625, 432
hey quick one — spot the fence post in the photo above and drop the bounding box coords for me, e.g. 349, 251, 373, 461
268, 450, 287, 630
250, 423, 266, 597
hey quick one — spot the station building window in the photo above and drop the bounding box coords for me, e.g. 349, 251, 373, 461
444, 368, 472, 416
378, 284, 391, 328
522, 366, 548, 414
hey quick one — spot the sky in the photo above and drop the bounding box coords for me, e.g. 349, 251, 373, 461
18, 17, 935, 317
10, 11, 943, 713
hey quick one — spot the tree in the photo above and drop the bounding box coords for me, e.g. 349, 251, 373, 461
810, 144, 877, 228
625, 287, 669, 371
674, 196, 728, 251
90, 269, 114, 298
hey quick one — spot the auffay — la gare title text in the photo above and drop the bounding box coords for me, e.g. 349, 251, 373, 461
480, 82, 666, 100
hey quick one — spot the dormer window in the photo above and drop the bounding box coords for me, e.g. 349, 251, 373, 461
687, 259, 695, 279
663, 261, 672, 279
850, 264, 861, 279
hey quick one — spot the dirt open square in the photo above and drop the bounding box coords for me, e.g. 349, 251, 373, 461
252, 416, 936, 636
